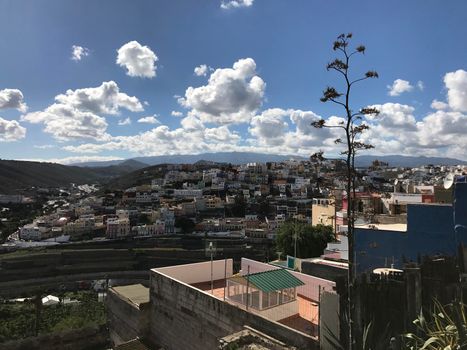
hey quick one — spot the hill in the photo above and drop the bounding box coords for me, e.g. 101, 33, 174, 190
354, 155, 466, 167
0, 160, 102, 193
0, 159, 148, 194
73, 152, 305, 167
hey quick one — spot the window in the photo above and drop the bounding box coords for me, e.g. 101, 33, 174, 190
281, 288, 295, 303
261, 291, 279, 309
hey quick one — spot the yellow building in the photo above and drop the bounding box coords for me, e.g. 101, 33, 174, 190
311, 198, 335, 228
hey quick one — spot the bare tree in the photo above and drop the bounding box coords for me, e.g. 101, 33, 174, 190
312, 33, 379, 349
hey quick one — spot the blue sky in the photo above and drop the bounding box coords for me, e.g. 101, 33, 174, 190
0, 0, 466, 163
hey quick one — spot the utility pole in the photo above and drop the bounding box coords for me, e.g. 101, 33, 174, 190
293, 218, 298, 269
209, 241, 214, 294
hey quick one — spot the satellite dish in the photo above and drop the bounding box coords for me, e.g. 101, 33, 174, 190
394, 179, 399, 185
444, 173, 455, 189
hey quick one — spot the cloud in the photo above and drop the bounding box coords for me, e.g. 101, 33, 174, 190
180, 115, 204, 131
137, 115, 160, 124
417, 81, 424, 91
368, 103, 417, 130
444, 69, 467, 112
194, 64, 211, 76
58, 99, 467, 161
249, 108, 289, 146
22, 104, 109, 141
55, 81, 143, 115
20, 155, 124, 165
116, 41, 158, 78
431, 99, 448, 110
0, 117, 26, 142
34, 144, 55, 149
387, 79, 414, 96
118, 117, 131, 125
171, 111, 183, 117
48, 68, 467, 161
221, 0, 254, 10
180, 58, 265, 124
22, 81, 141, 141
0, 89, 28, 112
71, 45, 90, 61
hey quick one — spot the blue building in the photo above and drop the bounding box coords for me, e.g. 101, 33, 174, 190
355, 182, 467, 274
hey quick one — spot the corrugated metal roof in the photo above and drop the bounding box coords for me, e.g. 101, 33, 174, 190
245, 269, 304, 293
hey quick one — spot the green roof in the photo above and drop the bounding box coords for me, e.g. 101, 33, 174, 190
245, 269, 305, 293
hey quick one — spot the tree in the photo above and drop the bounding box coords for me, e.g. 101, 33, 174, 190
311, 33, 379, 349
174, 216, 195, 234
275, 220, 333, 259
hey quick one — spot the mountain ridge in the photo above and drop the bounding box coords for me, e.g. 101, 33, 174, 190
71, 152, 466, 168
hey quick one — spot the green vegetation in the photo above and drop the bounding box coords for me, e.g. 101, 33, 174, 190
275, 220, 334, 258
0, 291, 106, 343
0, 201, 46, 242
175, 216, 195, 233
0, 159, 147, 194
404, 300, 467, 350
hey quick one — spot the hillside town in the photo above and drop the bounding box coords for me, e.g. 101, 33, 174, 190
1, 1, 466, 348
0, 159, 462, 246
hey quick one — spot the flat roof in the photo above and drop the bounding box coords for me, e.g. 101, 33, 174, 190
355, 223, 407, 232
111, 284, 149, 307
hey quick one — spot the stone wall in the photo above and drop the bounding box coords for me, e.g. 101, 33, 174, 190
148, 269, 318, 350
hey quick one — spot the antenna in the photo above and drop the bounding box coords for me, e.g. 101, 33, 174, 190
443, 173, 455, 189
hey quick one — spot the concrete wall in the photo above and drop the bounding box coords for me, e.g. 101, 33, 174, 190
355, 200, 463, 274
319, 291, 340, 350
106, 288, 149, 346
240, 258, 336, 302
154, 259, 233, 285
148, 269, 318, 350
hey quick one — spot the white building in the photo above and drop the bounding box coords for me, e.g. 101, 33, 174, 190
173, 189, 203, 199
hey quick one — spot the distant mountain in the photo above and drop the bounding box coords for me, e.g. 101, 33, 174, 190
132, 152, 306, 165
72, 159, 147, 167
355, 155, 466, 167
90, 159, 148, 171
71, 152, 465, 169
0, 159, 149, 194
75, 152, 306, 167
0, 160, 103, 194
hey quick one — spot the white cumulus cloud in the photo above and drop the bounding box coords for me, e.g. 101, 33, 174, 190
116, 41, 158, 78
22, 104, 109, 141
0, 89, 28, 112
249, 108, 289, 146
55, 81, 143, 115
431, 99, 448, 110
444, 69, 467, 112
221, 0, 254, 10
194, 64, 209, 76
71, 45, 90, 61
387, 79, 414, 96
22, 81, 142, 141
137, 115, 160, 124
171, 111, 183, 117
180, 58, 265, 124
0, 117, 26, 142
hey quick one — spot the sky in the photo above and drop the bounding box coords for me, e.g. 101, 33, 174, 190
0, 0, 466, 164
